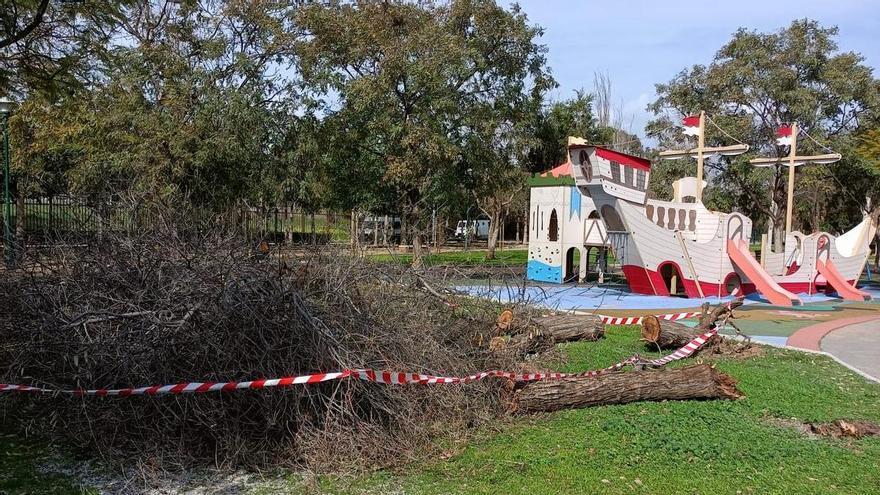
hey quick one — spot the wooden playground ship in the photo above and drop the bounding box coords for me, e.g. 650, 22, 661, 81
556, 113, 875, 306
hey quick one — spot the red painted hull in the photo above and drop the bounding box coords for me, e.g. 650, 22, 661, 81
622, 264, 856, 299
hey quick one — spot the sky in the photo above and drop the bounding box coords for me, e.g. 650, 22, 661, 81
504, 0, 880, 139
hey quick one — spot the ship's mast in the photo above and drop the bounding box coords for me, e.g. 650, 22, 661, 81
696, 111, 706, 201
659, 112, 749, 202
784, 122, 798, 235
749, 123, 841, 238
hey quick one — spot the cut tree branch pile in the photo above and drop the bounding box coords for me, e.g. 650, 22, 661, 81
512, 364, 743, 413
0, 214, 520, 470
0, 206, 753, 471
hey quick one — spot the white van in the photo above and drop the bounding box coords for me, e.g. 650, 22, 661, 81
454, 219, 490, 240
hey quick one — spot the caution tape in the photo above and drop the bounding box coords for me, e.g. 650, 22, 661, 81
596, 311, 701, 325
0, 329, 718, 397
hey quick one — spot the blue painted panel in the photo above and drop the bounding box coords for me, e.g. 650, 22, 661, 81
569, 186, 581, 220
527, 259, 563, 283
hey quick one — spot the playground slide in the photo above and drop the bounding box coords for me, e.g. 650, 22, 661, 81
816, 259, 872, 301
726, 239, 802, 307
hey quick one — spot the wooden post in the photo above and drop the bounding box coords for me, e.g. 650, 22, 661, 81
784, 122, 798, 237
760, 233, 768, 267
695, 111, 706, 202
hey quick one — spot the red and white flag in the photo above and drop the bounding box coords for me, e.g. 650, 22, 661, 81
776, 125, 793, 146
682, 115, 701, 136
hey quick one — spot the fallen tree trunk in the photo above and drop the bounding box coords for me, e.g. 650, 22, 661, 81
641, 300, 743, 350
512, 364, 743, 414
527, 314, 605, 343
641, 318, 707, 349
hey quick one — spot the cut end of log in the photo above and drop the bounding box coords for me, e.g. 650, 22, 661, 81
495, 309, 514, 333
709, 365, 745, 400
641, 315, 661, 343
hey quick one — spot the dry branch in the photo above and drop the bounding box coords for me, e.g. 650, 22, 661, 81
512, 364, 743, 413
0, 215, 519, 470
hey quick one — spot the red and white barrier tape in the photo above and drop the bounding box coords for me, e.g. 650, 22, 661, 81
596, 311, 701, 325
0, 329, 717, 397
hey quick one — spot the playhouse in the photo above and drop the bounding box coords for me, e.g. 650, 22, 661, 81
526, 158, 608, 283
526, 115, 874, 307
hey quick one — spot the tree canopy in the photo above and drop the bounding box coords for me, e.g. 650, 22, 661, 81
648, 20, 880, 245
3, 4, 878, 263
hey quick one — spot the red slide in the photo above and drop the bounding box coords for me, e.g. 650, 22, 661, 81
816, 259, 872, 301
727, 239, 802, 307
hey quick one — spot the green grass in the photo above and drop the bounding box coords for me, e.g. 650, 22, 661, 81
307, 326, 880, 494
368, 248, 617, 268
5, 326, 878, 494
368, 249, 529, 266
0, 434, 92, 494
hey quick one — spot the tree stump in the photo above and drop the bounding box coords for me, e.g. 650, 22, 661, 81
512, 364, 743, 413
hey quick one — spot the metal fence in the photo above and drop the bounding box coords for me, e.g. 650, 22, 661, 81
0, 196, 351, 247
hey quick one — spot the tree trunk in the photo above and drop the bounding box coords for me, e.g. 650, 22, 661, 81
485, 209, 501, 260
400, 212, 408, 247
771, 174, 785, 252
412, 230, 424, 269
512, 364, 743, 414
514, 314, 604, 344
641, 300, 742, 350
14, 190, 25, 248
349, 209, 357, 254
641, 319, 703, 349
874, 237, 879, 274
435, 213, 444, 254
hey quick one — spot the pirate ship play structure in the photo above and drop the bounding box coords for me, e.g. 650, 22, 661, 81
526, 113, 875, 306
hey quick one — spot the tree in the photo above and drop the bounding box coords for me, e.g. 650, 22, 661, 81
1, 0, 125, 97
648, 20, 879, 249
592, 72, 643, 156
10, 0, 311, 212
462, 119, 529, 260
524, 91, 601, 173
298, 0, 551, 267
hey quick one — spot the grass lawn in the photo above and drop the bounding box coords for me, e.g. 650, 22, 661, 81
307, 325, 880, 494
5, 326, 879, 494
368, 249, 530, 266
367, 248, 617, 268
0, 434, 93, 494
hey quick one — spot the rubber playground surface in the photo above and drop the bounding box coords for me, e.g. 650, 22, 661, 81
459, 281, 880, 348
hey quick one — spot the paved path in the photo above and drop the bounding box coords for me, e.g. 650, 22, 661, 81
821, 319, 880, 381
786, 314, 880, 351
